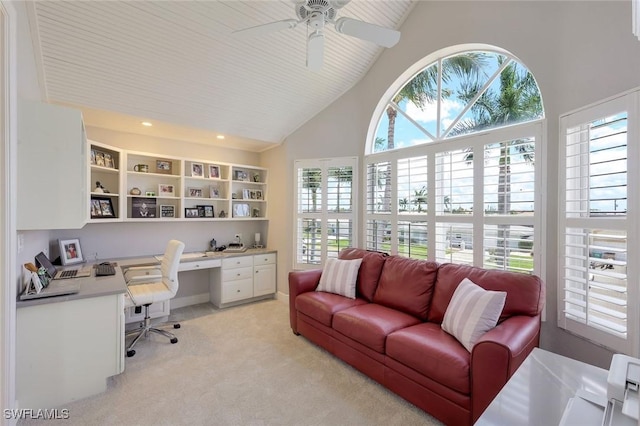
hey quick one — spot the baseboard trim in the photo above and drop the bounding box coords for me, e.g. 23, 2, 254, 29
276, 291, 289, 304
172, 293, 210, 309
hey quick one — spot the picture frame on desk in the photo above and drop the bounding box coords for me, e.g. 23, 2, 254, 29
59, 238, 84, 266
91, 196, 115, 218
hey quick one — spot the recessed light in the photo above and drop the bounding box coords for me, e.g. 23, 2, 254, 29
141, 121, 153, 127
216, 135, 225, 140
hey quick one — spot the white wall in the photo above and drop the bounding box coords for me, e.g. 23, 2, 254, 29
263, 1, 640, 367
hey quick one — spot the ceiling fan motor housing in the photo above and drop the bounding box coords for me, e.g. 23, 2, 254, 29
296, 0, 337, 22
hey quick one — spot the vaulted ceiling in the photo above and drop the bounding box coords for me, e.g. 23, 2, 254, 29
26, 1, 415, 151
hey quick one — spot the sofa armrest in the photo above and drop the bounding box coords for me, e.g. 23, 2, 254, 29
288, 269, 322, 334
470, 315, 542, 422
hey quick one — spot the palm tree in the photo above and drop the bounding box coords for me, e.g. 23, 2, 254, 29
455, 58, 541, 267
411, 186, 428, 213
380, 54, 487, 213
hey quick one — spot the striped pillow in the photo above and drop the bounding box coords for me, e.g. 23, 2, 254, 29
441, 278, 507, 352
316, 258, 363, 299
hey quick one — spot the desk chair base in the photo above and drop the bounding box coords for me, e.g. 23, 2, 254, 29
126, 303, 179, 357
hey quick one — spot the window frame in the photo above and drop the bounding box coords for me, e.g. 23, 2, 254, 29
364, 121, 544, 275
558, 90, 639, 356
293, 157, 358, 270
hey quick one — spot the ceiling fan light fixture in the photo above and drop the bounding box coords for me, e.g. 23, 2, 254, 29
327, 0, 351, 9
307, 32, 324, 72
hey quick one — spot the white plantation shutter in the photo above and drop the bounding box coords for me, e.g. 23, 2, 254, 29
559, 92, 639, 356
293, 158, 357, 269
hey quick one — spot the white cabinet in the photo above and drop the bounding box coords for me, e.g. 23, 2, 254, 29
211, 253, 277, 307
16, 294, 124, 408
18, 101, 87, 230
254, 253, 277, 297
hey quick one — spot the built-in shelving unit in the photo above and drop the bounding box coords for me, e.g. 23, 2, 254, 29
86, 141, 268, 222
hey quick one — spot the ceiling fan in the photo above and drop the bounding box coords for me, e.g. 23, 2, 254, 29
233, 0, 401, 71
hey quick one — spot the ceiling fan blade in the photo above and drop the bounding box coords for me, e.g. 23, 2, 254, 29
306, 32, 324, 72
232, 19, 298, 39
334, 17, 400, 48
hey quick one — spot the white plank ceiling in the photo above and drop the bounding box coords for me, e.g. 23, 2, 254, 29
27, 0, 415, 152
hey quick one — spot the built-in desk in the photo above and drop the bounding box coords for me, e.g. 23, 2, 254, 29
16, 248, 276, 409
16, 267, 127, 409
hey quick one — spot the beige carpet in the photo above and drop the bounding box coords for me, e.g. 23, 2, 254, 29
19, 299, 442, 426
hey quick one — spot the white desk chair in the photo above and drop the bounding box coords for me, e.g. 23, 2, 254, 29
123, 239, 185, 357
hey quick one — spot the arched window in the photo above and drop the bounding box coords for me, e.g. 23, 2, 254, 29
365, 47, 544, 274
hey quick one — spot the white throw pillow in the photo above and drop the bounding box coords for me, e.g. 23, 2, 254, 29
316, 258, 363, 299
441, 278, 507, 352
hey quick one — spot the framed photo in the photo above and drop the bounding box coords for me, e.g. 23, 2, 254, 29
191, 162, 204, 178
232, 203, 250, 217
95, 151, 105, 167
156, 159, 173, 174
160, 205, 175, 218
252, 173, 261, 183
255, 189, 263, 200
198, 205, 214, 218
210, 186, 220, 198
131, 197, 156, 218
158, 184, 175, 197
91, 196, 115, 218
90, 149, 96, 165
188, 187, 203, 197
59, 238, 84, 266
184, 207, 200, 218
104, 153, 114, 169
252, 208, 261, 218
209, 165, 220, 179
234, 170, 248, 181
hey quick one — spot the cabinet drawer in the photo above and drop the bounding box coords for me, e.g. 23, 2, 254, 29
179, 258, 222, 272
222, 266, 252, 282
221, 278, 253, 303
253, 253, 276, 266
222, 256, 253, 269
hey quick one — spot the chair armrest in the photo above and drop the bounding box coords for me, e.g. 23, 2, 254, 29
470, 315, 542, 422
288, 269, 322, 334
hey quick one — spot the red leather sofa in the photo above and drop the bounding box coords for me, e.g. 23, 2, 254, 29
288, 248, 545, 425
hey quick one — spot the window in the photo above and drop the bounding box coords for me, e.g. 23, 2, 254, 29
558, 92, 639, 355
294, 157, 357, 268
365, 48, 544, 271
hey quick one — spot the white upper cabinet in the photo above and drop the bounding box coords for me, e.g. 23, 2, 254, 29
18, 101, 87, 230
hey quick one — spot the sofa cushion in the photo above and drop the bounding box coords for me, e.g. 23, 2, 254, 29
316, 258, 362, 299
338, 248, 388, 302
386, 323, 471, 394
333, 304, 421, 353
441, 278, 506, 352
372, 256, 439, 320
295, 292, 366, 327
428, 263, 545, 324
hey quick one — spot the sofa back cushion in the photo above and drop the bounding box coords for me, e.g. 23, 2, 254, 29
372, 256, 439, 320
338, 248, 387, 302
428, 263, 545, 324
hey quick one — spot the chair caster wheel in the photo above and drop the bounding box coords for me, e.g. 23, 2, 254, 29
174, 324, 181, 329
170, 338, 178, 344
126, 350, 136, 357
